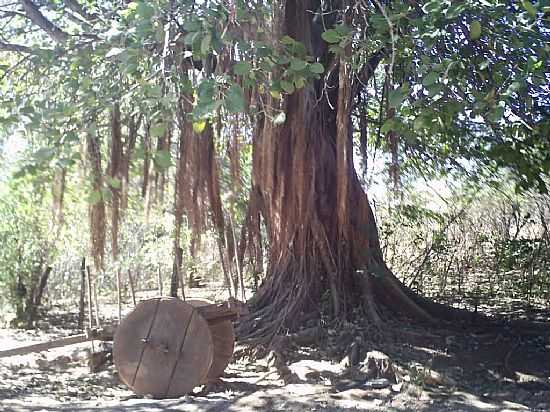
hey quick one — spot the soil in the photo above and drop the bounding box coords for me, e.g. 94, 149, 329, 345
1, 288, 549, 412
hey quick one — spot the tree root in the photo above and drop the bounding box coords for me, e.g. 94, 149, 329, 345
267, 336, 300, 384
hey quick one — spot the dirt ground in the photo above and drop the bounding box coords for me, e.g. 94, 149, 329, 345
1, 289, 549, 412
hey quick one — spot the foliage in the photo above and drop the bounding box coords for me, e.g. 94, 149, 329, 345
377, 182, 550, 305
0, 177, 53, 324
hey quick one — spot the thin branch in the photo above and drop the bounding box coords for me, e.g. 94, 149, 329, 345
0, 39, 31, 53
19, 0, 68, 42
351, 47, 387, 98
62, 0, 98, 22
0, 9, 27, 18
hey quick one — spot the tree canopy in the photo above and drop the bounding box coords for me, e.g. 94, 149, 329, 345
0, 0, 549, 331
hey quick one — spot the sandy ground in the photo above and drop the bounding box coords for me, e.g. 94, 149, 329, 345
1, 291, 549, 411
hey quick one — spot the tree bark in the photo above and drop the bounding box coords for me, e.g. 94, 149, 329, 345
241, 1, 437, 340
109, 102, 122, 259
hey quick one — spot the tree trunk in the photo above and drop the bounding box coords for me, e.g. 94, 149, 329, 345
109, 102, 122, 260
25, 266, 52, 328
241, 1, 438, 339
78, 257, 86, 330
87, 131, 106, 271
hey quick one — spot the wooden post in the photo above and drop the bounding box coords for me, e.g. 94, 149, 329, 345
179, 247, 186, 300
157, 264, 163, 296
170, 246, 181, 298
229, 212, 246, 301
93, 280, 101, 328
127, 269, 137, 306
116, 267, 122, 323
85, 266, 94, 329
85, 265, 96, 365
78, 258, 86, 330
0, 334, 93, 358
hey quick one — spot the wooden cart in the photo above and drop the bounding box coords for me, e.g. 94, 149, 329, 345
0, 297, 241, 399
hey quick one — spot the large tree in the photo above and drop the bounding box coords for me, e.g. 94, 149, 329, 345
0, 0, 548, 339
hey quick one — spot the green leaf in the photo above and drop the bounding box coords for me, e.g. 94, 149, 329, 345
272, 112, 286, 125
280, 35, 295, 45
105, 176, 121, 189
88, 190, 102, 205
506, 81, 522, 95
334, 24, 352, 36
422, 72, 439, 86
427, 84, 444, 96
154, 149, 172, 170
469, 21, 482, 40
521, 0, 537, 17
101, 187, 112, 201
225, 84, 246, 113
33, 147, 55, 162
105, 47, 125, 58
137, 2, 154, 19
294, 77, 305, 89
150, 123, 166, 137
309, 62, 324, 74
233, 61, 252, 76
381, 119, 397, 133
290, 58, 307, 71
388, 89, 406, 108
423, 0, 442, 13
184, 31, 199, 46
270, 90, 281, 99
479, 60, 490, 70
489, 106, 505, 122
193, 120, 207, 133
201, 33, 212, 55
280, 80, 295, 94
184, 20, 202, 32
322, 30, 341, 43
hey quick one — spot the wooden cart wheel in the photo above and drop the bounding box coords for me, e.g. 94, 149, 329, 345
113, 297, 213, 398
187, 298, 235, 382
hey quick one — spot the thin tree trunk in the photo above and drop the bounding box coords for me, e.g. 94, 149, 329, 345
93, 280, 101, 328
25, 266, 51, 328
86, 266, 94, 329
121, 114, 140, 211
78, 257, 86, 330
109, 102, 122, 259
116, 267, 122, 323
157, 264, 163, 296
127, 269, 137, 306
171, 246, 183, 297
86, 131, 106, 271
52, 167, 66, 229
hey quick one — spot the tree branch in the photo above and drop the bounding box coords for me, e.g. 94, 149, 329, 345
351, 47, 387, 98
62, 0, 97, 22
0, 40, 32, 53
0, 9, 27, 18
19, 0, 68, 42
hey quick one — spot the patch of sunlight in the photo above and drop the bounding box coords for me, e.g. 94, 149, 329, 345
453, 391, 529, 411
412, 345, 451, 357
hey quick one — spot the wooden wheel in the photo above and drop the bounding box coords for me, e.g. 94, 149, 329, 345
187, 299, 235, 382
113, 297, 213, 398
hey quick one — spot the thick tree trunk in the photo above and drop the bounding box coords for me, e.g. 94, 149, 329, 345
241, 1, 436, 340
